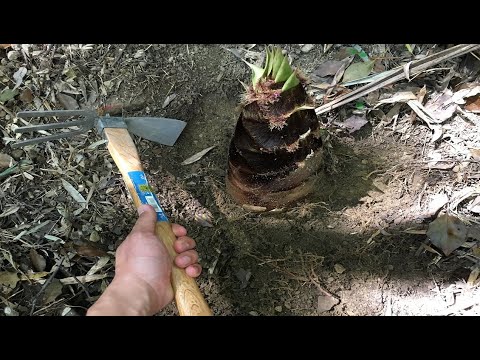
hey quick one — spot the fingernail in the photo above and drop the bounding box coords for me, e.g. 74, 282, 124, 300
137, 204, 151, 215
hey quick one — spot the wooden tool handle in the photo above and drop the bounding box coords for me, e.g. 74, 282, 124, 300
104, 127, 212, 316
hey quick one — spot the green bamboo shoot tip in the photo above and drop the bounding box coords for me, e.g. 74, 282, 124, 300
282, 71, 300, 92
243, 46, 300, 91
271, 47, 283, 79
243, 59, 265, 87
274, 56, 293, 83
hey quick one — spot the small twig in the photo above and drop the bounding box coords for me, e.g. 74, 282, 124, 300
59, 267, 92, 300
30, 256, 65, 315
470, 51, 480, 62
308, 266, 339, 300
32, 298, 65, 316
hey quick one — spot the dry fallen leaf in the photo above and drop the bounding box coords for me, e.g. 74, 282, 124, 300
86, 257, 110, 276
467, 195, 480, 214
0, 88, 18, 103
0, 272, 19, 290
162, 93, 177, 109
194, 212, 214, 227
452, 84, 480, 104
72, 240, 108, 257
37, 274, 108, 285
340, 115, 369, 134
313, 60, 344, 78
427, 214, 468, 255
424, 89, 457, 123
426, 193, 449, 217
377, 91, 417, 105
342, 60, 374, 83
61, 179, 86, 204
181, 146, 216, 165
465, 94, 480, 113
469, 148, 480, 161
467, 226, 480, 241
467, 268, 480, 286
57, 93, 79, 110
13, 67, 27, 90
19, 88, 34, 104
42, 279, 63, 305
0, 205, 20, 218
0, 153, 13, 170
29, 249, 47, 272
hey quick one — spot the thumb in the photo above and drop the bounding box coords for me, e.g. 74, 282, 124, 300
131, 204, 157, 234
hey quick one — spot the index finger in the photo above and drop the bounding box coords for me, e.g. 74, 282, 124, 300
171, 223, 187, 237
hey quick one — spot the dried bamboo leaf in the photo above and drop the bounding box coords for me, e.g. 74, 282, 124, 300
0, 206, 20, 218
61, 179, 86, 203
29, 249, 47, 272
427, 214, 468, 256
86, 257, 110, 276
0, 272, 19, 289
181, 146, 216, 165
37, 274, 108, 285
87, 139, 108, 150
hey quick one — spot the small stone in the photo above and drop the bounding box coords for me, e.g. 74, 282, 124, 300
89, 230, 100, 242
326, 277, 335, 283
317, 295, 340, 314
7, 50, 20, 61
301, 44, 314, 53
4, 306, 19, 316
274, 306, 282, 312
112, 226, 123, 236
11, 149, 25, 160
334, 263, 346, 274
249, 311, 259, 316
0, 153, 13, 169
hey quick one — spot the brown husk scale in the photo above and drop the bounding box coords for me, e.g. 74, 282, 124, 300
227, 75, 324, 210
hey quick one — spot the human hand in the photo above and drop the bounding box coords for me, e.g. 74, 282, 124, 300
87, 204, 202, 316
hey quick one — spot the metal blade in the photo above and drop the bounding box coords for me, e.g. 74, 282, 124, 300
123, 117, 187, 146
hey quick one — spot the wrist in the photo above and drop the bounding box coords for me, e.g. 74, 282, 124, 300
87, 274, 161, 316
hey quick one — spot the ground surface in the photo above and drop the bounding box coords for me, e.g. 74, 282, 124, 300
0, 44, 479, 316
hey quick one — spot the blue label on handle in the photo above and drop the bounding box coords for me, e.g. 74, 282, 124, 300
128, 171, 168, 222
